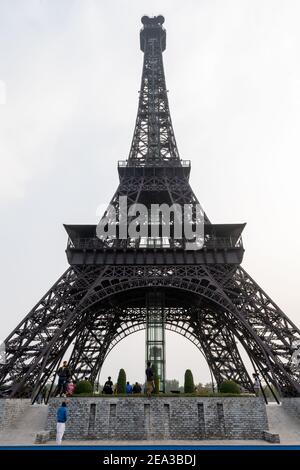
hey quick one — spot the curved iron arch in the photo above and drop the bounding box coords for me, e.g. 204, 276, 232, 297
99, 321, 216, 389
67, 303, 253, 392
27, 277, 297, 396
66, 273, 292, 391
3, 265, 300, 397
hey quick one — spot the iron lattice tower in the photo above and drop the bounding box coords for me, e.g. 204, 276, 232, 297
1, 15, 300, 399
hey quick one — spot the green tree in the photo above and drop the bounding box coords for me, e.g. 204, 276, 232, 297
219, 380, 240, 394
117, 368, 126, 394
184, 369, 195, 393
74, 379, 93, 394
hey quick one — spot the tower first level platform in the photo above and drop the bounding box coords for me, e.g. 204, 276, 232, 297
64, 223, 245, 265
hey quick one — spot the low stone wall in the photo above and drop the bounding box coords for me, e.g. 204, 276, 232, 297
281, 398, 300, 420
47, 397, 268, 440
0, 398, 30, 429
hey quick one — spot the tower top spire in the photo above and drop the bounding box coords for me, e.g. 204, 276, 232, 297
128, 15, 179, 165
140, 15, 166, 52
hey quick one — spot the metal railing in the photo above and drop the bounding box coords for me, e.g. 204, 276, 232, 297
118, 159, 191, 168
67, 235, 243, 251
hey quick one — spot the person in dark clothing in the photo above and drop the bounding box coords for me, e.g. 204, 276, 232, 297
35, 391, 43, 404
145, 361, 154, 397
56, 402, 68, 445
103, 376, 113, 394
133, 382, 142, 394
56, 361, 71, 397
42, 387, 48, 404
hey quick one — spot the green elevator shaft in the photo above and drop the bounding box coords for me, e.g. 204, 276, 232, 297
145, 291, 166, 393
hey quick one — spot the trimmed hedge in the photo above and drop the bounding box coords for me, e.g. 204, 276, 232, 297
74, 380, 93, 394
219, 380, 241, 394
117, 368, 126, 394
184, 369, 195, 393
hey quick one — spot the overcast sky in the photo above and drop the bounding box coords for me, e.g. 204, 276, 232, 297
1, 0, 300, 386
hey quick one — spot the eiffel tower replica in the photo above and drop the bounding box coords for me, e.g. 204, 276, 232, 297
1, 15, 300, 399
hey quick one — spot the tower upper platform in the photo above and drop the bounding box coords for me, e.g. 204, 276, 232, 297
140, 15, 166, 52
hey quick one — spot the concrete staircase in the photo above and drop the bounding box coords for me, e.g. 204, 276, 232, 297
0, 403, 49, 445
266, 402, 300, 444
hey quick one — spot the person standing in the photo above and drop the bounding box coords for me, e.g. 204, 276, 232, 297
66, 379, 75, 397
145, 361, 154, 397
103, 376, 113, 394
41, 387, 47, 404
35, 391, 43, 404
133, 382, 142, 394
126, 381, 133, 394
56, 361, 71, 397
56, 402, 68, 445
253, 373, 261, 396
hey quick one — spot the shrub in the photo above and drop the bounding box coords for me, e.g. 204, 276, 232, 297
74, 379, 93, 394
219, 380, 241, 394
184, 369, 195, 393
117, 368, 126, 394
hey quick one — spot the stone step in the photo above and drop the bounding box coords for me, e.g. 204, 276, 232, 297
266, 403, 300, 443
0, 403, 49, 445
